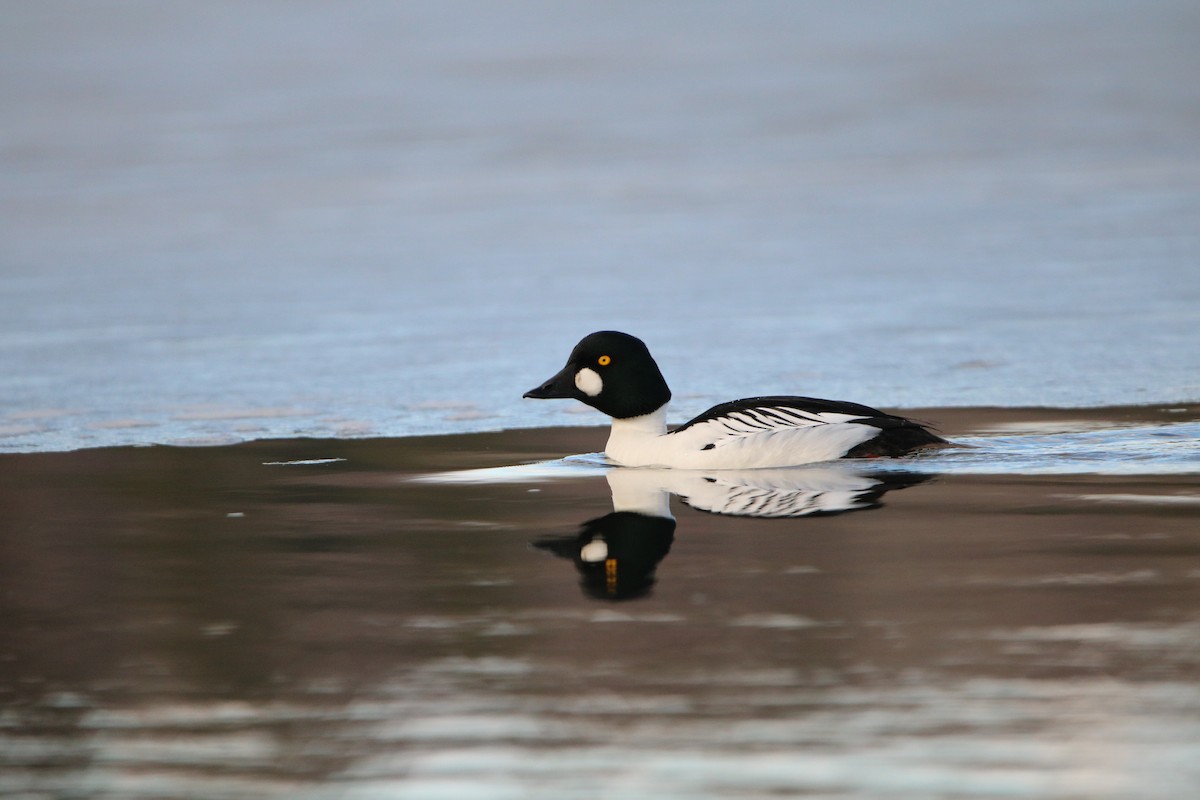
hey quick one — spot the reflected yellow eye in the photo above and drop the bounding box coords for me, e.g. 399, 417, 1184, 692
598, 355, 611, 366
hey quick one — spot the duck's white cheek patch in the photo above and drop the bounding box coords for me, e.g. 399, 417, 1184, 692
575, 367, 603, 397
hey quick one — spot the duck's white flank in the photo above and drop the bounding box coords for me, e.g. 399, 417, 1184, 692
604, 406, 881, 469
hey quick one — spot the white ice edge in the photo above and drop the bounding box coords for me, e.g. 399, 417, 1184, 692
413, 454, 612, 484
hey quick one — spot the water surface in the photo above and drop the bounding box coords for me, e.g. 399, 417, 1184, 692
2, 408, 1199, 798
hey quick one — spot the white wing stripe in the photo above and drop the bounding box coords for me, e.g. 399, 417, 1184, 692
733, 411, 772, 430
698, 405, 852, 441
773, 407, 824, 425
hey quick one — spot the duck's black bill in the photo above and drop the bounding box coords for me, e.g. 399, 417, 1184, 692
523, 365, 576, 399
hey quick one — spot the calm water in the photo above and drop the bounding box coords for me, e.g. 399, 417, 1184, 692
2, 2, 1200, 452
2, 414, 1199, 798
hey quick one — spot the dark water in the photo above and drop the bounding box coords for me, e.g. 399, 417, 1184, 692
3, 410, 1199, 798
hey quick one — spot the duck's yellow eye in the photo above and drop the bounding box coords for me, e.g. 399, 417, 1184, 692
598, 355, 611, 366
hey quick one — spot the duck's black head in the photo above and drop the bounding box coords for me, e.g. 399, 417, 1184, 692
523, 331, 672, 419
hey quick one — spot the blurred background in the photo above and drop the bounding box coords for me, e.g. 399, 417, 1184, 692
2, 0, 1199, 452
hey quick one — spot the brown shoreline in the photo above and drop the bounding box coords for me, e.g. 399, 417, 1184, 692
4, 402, 1197, 467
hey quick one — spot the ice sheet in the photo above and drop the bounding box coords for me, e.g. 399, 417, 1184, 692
2, 1, 1199, 452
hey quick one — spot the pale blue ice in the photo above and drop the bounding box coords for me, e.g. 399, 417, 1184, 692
2, 1, 1199, 452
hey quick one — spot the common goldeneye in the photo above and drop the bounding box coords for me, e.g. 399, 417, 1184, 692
523, 330, 946, 468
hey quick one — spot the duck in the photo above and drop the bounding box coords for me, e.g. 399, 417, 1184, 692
523, 330, 946, 468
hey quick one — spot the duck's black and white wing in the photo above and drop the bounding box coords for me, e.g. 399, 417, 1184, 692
669, 395, 944, 463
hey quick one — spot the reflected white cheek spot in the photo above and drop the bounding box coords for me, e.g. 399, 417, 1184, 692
575, 367, 603, 397
580, 538, 608, 562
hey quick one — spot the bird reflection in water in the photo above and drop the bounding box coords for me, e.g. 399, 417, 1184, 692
533, 508, 675, 601
533, 467, 930, 601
